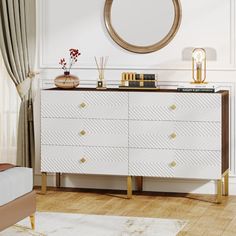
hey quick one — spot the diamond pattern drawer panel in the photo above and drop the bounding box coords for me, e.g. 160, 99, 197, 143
129, 121, 221, 150
41, 119, 128, 147
129, 92, 221, 122
129, 149, 221, 179
41, 146, 128, 175
41, 91, 128, 119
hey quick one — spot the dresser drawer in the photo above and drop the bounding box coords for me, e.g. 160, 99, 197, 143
41, 146, 128, 175
129, 92, 221, 122
129, 120, 221, 150
129, 149, 221, 179
41, 91, 128, 119
41, 119, 128, 147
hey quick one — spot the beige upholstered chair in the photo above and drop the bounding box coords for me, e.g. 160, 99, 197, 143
0, 166, 36, 232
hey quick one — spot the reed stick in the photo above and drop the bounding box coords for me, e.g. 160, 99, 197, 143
94, 56, 108, 81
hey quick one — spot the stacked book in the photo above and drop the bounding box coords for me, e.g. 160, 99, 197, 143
119, 73, 157, 89
177, 83, 221, 93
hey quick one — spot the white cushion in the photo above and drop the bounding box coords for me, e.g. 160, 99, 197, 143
0, 167, 33, 206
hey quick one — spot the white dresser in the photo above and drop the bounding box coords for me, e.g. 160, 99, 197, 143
41, 89, 229, 202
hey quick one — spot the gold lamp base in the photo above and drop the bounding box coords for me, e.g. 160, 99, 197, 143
191, 81, 208, 84
192, 48, 206, 84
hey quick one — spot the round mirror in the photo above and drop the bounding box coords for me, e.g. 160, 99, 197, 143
104, 0, 182, 54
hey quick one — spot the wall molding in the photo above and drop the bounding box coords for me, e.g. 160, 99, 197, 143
38, 0, 236, 70
230, 0, 235, 65
39, 66, 236, 72
230, 0, 236, 67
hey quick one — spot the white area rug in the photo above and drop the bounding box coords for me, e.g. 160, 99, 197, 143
1, 212, 186, 236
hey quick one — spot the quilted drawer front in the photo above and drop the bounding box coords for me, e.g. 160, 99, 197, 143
41, 146, 128, 175
41, 119, 128, 147
41, 91, 128, 119
129, 92, 221, 122
129, 121, 221, 150
129, 149, 221, 179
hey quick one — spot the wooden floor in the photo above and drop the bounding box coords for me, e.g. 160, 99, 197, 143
36, 189, 236, 236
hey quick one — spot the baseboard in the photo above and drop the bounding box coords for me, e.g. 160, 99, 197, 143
34, 173, 236, 195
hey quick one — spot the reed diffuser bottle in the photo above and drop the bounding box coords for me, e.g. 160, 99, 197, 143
94, 56, 108, 89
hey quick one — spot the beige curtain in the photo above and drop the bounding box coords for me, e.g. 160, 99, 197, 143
0, 0, 36, 168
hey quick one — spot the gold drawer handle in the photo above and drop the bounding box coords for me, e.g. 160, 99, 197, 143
80, 102, 86, 108
170, 132, 177, 139
80, 130, 86, 136
170, 161, 177, 168
80, 157, 86, 163
170, 104, 177, 110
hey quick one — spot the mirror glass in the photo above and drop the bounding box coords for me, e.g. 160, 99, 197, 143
111, 0, 175, 47
104, 0, 181, 53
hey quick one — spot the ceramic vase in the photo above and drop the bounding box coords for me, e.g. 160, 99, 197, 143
54, 71, 79, 89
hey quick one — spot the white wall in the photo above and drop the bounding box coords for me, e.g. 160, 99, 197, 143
35, 0, 236, 195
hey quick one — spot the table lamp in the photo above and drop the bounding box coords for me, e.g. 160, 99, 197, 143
192, 48, 206, 84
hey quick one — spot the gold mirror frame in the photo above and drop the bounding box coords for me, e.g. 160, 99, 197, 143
104, 0, 182, 54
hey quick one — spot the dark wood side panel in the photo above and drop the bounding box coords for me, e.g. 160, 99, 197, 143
222, 91, 229, 174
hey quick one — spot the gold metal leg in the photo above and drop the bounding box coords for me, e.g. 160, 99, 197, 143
127, 176, 132, 199
224, 171, 229, 196
136, 176, 143, 191
56, 173, 61, 188
216, 179, 222, 204
41, 172, 47, 194
30, 214, 35, 230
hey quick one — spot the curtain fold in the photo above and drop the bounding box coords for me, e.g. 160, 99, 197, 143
0, 0, 36, 168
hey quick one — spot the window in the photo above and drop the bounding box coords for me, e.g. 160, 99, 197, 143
0, 51, 20, 164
